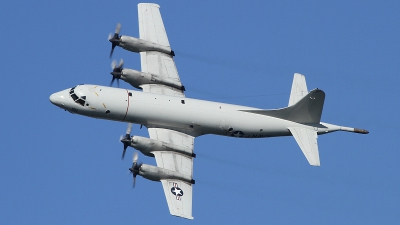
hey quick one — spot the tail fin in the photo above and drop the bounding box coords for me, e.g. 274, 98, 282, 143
241, 73, 323, 166
242, 73, 324, 124
288, 73, 308, 107
242, 88, 325, 124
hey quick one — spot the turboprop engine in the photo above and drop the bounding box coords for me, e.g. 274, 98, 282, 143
109, 23, 174, 58
129, 152, 195, 188
119, 123, 195, 160
124, 135, 195, 158
110, 59, 185, 91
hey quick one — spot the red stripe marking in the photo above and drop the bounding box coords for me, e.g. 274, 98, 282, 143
122, 90, 130, 121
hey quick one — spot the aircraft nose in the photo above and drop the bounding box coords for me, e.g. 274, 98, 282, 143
49, 91, 66, 107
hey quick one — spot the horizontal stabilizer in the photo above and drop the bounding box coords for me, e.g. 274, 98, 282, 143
288, 127, 320, 166
242, 89, 325, 124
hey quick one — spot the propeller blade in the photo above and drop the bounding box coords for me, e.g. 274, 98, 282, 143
122, 147, 127, 160
128, 152, 141, 188
121, 136, 130, 160
110, 77, 115, 86
118, 59, 124, 68
120, 123, 133, 160
126, 123, 132, 135
111, 59, 124, 71
133, 152, 138, 164
115, 23, 121, 35
109, 46, 115, 58
110, 59, 124, 86
109, 24, 122, 58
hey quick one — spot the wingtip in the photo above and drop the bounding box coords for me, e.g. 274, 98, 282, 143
138, 3, 160, 8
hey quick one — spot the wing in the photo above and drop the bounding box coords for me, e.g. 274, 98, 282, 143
138, 3, 184, 97
137, 4, 193, 218
148, 128, 194, 219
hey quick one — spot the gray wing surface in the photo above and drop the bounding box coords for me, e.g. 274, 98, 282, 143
137, 4, 193, 219
148, 128, 194, 219
160, 180, 193, 220
138, 3, 184, 97
138, 3, 170, 46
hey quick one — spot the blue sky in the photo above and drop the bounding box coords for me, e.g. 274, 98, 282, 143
1, 0, 399, 224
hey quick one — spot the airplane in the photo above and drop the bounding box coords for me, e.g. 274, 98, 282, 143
49, 3, 368, 220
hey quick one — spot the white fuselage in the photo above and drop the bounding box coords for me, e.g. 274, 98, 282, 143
49, 84, 308, 138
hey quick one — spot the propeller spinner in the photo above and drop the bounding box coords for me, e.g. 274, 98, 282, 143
110, 59, 124, 87
120, 123, 132, 160
129, 152, 142, 188
108, 23, 121, 58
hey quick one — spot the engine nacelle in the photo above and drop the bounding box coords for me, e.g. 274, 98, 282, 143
119, 36, 174, 56
121, 69, 185, 91
138, 164, 195, 184
130, 136, 195, 158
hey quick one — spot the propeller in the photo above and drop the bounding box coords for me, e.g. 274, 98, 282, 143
120, 123, 132, 160
109, 23, 121, 58
129, 152, 142, 188
110, 59, 124, 87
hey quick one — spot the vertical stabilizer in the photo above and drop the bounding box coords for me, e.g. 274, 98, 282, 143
289, 73, 308, 107
288, 127, 320, 166
241, 88, 325, 124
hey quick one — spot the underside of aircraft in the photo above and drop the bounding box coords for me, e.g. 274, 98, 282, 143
49, 3, 368, 219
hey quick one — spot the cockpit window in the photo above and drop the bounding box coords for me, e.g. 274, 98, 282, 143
71, 93, 79, 101
76, 99, 85, 106
69, 86, 86, 106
